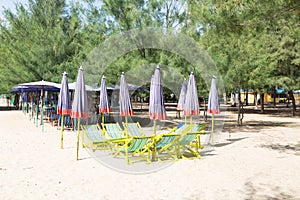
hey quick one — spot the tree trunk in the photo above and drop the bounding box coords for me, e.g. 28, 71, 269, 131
203, 97, 207, 121
231, 92, 236, 107
254, 91, 258, 109
289, 90, 296, 116
260, 92, 264, 113
223, 92, 227, 105
273, 89, 276, 108
245, 90, 248, 106
237, 91, 243, 126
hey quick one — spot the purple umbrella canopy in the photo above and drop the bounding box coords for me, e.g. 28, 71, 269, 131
177, 79, 187, 111
119, 72, 134, 116
149, 66, 166, 120
71, 66, 90, 119
207, 75, 220, 114
99, 76, 112, 114
57, 72, 71, 115
184, 72, 200, 116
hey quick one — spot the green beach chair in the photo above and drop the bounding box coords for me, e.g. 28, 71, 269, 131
112, 135, 153, 164
122, 122, 145, 136
177, 124, 206, 159
102, 123, 125, 139
154, 124, 207, 161
81, 124, 112, 151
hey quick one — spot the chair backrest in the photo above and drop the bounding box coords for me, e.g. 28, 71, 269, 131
125, 122, 145, 136
82, 124, 104, 141
179, 134, 196, 146
173, 124, 189, 135
156, 135, 178, 149
178, 124, 206, 146
127, 137, 151, 152
103, 123, 124, 139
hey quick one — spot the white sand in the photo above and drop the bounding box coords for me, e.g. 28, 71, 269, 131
0, 110, 300, 199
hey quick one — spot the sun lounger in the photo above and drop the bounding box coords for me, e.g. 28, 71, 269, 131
122, 122, 145, 136
154, 124, 207, 161
112, 135, 152, 164
102, 123, 125, 139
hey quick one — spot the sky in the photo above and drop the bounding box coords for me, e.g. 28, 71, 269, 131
0, 0, 28, 17
0, 0, 102, 18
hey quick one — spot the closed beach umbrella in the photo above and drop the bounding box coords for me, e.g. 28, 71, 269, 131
149, 66, 167, 123
177, 79, 187, 122
184, 72, 200, 124
149, 66, 166, 161
57, 72, 71, 149
99, 76, 111, 123
71, 66, 90, 160
119, 72, 133, 137
207, 75, 220, 145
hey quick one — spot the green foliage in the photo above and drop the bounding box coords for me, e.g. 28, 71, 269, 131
0, 0, 299, 98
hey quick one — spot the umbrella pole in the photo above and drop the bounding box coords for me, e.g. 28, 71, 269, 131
125, 116, 128, 137
211, 114, 215, 146
41, 105, 44, 132
40, 87, 44, 126
76, 118, 80, 160
35, 104, 38, 127
152, 120, 157, 161
184, 115, 187, 124
190, 116, 192, 125
102, 114, 104, 125
35, 91, 39, 127
60, 114, 65, 149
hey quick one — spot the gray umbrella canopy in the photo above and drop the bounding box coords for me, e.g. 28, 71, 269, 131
99, 76, 111, 114
71, 66, 90, 119
57, 72, 71, 115
183, 72, 200, 116
18, 80, 60, 90
57, 72, 71, 149
119, 72, 133, 116
207, 75, 220, 114
149, 66, 166, 120
177, 79, 187, 111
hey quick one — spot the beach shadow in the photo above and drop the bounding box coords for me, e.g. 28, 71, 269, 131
226, 104, 300, 118
213, 142, 232, 147
259, 142, 300, 156
223, 120, 297, 134
243, 181, 296, 200
210, 137, 248, 148
77, 156, 92, 161
200, 151, 217, 157
227, 137, 248, 142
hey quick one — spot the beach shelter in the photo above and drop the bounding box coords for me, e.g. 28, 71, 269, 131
183, 72, 200, 124
119, 72, 134, 137
99, 76, 112, 124
177, 78, 187, 123
207, 75, 220, 145
57, 72, 72, 149
18, 80, 60, 131
71, 66, 90, 160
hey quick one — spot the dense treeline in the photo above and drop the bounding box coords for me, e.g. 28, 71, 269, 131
0, 0, 299, 115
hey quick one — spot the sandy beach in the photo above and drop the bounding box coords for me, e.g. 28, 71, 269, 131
0, 109, 300, 200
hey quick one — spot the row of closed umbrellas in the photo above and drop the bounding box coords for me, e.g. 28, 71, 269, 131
18, 65, 220, 159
